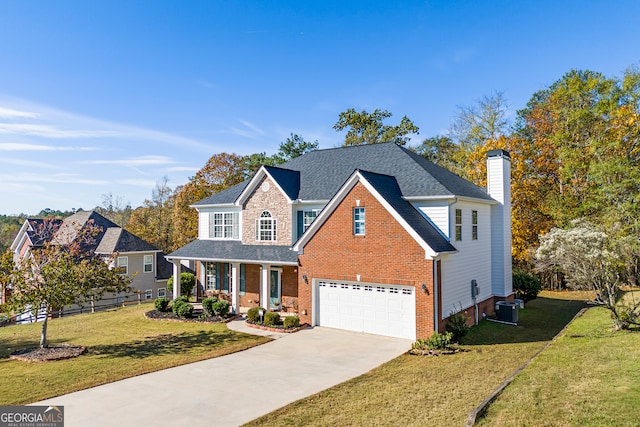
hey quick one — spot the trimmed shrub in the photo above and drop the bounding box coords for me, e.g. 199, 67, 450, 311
154, 297, 170, 312
202, 297, 218, 316
212, 300, 231, 317
283, 315, 300, 329
513, 270, 542, 302
264, 311, 280, 327
175, 301, 194, 318
247, 307, 266, 323
167, 272, 196, 297
172, 296, 191, 317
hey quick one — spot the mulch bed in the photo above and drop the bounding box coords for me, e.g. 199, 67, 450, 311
245, 320, 309, 333
10, 344, 86, 362
145, 310, 240, 324
408, 347, 465, 356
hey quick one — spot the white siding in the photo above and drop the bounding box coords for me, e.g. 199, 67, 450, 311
487, 153, 512, 297
440, 201, 492, 317
412, 200, 450, 238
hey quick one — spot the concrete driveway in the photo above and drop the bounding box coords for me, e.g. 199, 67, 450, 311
37, 325, 410, 427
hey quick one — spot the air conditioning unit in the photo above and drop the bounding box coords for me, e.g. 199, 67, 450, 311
495, 301, 519, 323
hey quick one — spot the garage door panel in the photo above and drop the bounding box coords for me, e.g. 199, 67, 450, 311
317, 279, 415, 340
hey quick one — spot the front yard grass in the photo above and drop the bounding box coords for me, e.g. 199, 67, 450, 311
0, 304, 270, 405
478, 302, 640, 426
246, 292, 586, 426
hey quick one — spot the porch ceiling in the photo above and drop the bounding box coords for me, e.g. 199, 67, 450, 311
166, 240, 298, 265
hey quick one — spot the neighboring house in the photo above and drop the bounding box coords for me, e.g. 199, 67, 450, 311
9, 210, 173, 319
167, 143, 512, 340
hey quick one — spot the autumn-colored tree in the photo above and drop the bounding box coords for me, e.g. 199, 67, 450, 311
1, 219, 131, 348
171, 153, 246, 250
334, 108, 419, 146
127, 177, 175, 253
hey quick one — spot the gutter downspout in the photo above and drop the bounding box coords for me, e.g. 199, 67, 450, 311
433, 258, 439, 333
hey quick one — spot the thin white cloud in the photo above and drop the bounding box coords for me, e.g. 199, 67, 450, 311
227, 119, 267, 139
196, 80, 216, 89
0, 107, 39, 119
0, 123, 122, 139
164, 166, 200, 172
116, 178, 159, 187
0, 94, 217, 152
0, 142, 97, 151
0, 182, 46, 193
0, 173, 108, 186
0, 157, 63, 169
79, 155, 175, 167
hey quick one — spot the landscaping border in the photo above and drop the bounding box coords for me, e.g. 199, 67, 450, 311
464, 307, 588, 427
144, 311, 242, 324
245, 320, 309, 333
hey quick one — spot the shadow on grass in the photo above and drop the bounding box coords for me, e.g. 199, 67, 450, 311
462, 297, 588, 346
88, 330, 254, 359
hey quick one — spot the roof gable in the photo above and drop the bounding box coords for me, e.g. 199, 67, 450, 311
293, 169, 457, 259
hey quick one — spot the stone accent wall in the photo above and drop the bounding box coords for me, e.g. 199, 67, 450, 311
298, 181, 437, 339
242, 176, 292, 246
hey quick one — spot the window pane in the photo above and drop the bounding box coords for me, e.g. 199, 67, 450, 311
354, 207, 365, 235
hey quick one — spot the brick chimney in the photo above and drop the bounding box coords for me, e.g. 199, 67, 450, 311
487, 149, 512, 298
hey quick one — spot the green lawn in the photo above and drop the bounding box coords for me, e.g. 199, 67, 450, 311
0, 304, 270, 405
478, 303, 640, 426
247, 293, 586, 426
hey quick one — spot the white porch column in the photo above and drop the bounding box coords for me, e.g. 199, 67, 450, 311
260, 264, 270, 309
231, 263, 240, 314
172, 260, 181, 300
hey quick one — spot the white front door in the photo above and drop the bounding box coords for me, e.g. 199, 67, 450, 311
316, 280, 416, 340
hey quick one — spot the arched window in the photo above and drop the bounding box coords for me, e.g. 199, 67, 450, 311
256, 211, 277, 241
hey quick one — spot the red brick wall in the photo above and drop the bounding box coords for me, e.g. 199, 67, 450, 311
298, 181, 436, 339
239, 264, 261, 308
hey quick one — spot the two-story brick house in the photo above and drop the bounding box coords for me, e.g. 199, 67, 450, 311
167, 143, 512, 340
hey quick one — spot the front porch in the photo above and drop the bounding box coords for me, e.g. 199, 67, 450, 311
165, 240, 300, 315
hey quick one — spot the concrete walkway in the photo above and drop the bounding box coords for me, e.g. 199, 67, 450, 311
37, 325, 411, 427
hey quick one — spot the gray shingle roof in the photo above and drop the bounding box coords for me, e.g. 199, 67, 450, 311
166, 240, 298, 265
193, 142, 493, 206
95, 227, 159, 254
358, 170, 456, 254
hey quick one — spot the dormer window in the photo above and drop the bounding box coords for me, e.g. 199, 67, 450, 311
256, 211, 277, 241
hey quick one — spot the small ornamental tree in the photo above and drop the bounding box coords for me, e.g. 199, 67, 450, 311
535, 220, 639, 329
1, 219, 131, 348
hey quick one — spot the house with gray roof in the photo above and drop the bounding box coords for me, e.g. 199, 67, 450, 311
167, 143, 513, 340
10, 210, 174, 319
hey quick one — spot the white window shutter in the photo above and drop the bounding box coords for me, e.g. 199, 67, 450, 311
233, 212, 239, 239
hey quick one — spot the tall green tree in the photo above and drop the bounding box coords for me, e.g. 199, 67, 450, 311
2, 219, 131, 348
334, 108, 419, 146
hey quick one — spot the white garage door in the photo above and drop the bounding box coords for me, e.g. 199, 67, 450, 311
316, 280, 416, 340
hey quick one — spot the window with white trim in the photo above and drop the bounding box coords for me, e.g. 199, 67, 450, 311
472, 210, 478, 240
117, 256, 128, 274
353, 207, 365, 235
455, 209, 462, 241
143, 254, 153, 273
209, 212, 239, 239
255, 211, 277, 241
145, 289, 153, 300
158, 288, 166, 298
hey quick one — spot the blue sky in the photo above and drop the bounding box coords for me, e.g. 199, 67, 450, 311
0, 1, 639, 215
